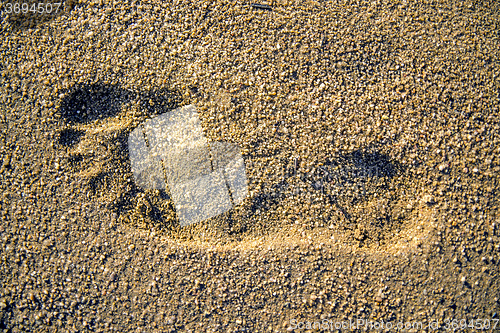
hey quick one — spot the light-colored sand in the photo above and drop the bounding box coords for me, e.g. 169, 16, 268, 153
1, 0, 499, 331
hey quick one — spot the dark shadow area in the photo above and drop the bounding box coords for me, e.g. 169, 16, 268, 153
139, 87, 184, 117
58, 83, 134, 124
250, 4, 272, 11
67, 153, 84, 167
57, 128, 84, 147
328, 149, 400, 179
243, 147, 410, 246
87, 171, 108, 196
248, 148, 402, 216
106, 130, 143, 215
57, 81, 183, 226
0, 300, 13, 331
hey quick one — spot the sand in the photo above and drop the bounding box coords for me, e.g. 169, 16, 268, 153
1, 0, 499, 331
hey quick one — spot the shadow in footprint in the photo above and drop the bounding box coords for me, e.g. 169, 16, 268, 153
248, 148, 402, 217
57, 128, 84, 147
57, 81, 183, 226
320, 149, 401, 191
243, 147, 410, 246
59, 83, 134, 124
139, 87, 183, 117
336, 149, 399, 179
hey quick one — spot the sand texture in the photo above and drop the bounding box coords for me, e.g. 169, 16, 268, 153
1, 0, 499, 331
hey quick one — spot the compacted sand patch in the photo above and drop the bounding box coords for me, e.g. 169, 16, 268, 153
52, 81, 444, 254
